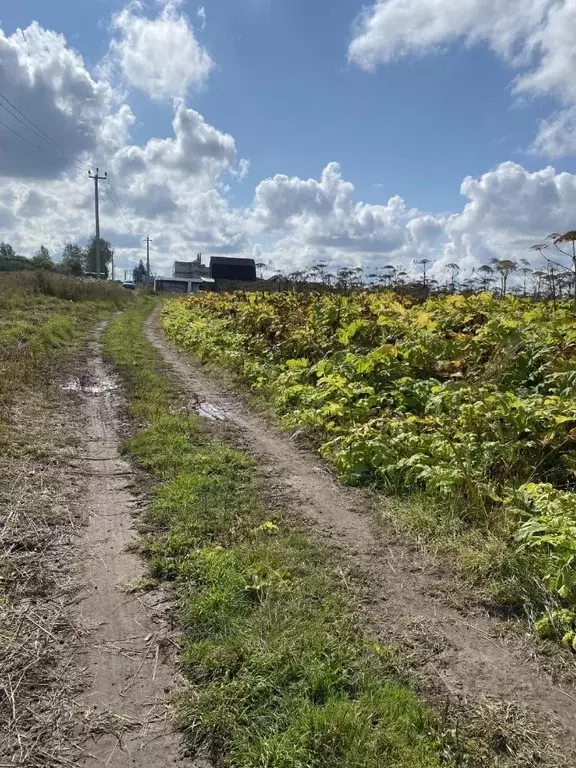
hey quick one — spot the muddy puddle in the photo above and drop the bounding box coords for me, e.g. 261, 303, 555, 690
197, 401, 227, 421
62, 375, 118, 395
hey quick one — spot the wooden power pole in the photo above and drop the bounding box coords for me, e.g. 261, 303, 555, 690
89, 168, 107, 278
145, 236, 151, 284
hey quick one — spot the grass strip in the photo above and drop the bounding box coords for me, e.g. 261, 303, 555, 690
103, 299, 458, 768
0, 271, 129, 406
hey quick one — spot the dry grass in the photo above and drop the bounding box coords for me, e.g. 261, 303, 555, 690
0, 270, 129, 304
0, 393, 138, 766
0, 395, 84, 766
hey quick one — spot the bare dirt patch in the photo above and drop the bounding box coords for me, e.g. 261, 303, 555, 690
0, 331, 189, 768
71, 338, 184, 767
145, 308, 576, 763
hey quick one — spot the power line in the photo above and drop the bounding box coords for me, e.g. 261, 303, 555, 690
0, 117, 89, 174
0, 90, 92, 171
105, 175, 137, 237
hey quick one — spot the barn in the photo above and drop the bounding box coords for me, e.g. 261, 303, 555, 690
210, 256, 256, 282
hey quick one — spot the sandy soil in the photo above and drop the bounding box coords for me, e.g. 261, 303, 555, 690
72, 338, 184, 767
145, 308, 576, 760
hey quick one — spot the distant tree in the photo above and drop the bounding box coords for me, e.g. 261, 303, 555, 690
335, 267, 356, 293
133, 259, 147, 284
417, 258, 432, 289
0, 242, 16, 259
519, 266, 532, 296
32, 245, 54, 270
547, 231, 576, 308
446, 262, 461, 293
0, 242, 34, 272
60, 242, 85, 276
533, 270, 546, 299
382, 265, 396, 288
255, 262, 266, 280
395, 270, 408, 287
85, 236, 114, 279
490, 258, 517, 296
477, 264, 494, 291
544, 265, 558, 307
315, 262, 330, 284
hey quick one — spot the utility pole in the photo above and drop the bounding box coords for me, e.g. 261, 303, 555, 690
145, 236, 151, 285
88, 168, 107, 278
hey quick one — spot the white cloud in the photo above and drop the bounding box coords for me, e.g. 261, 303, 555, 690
197, 6, 207, 30
0, 16, 243, 273
2, 14, 576, 285
348, 0, 547, 70
443, 161, 576, 268
112, 99, 237, 189
248, 162, 446, 273
0, 22, 129, 178
108, 0, 213, 101
531, 107, 576, 158
348, 1, 576, 158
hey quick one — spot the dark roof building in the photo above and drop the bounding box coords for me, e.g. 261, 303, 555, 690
210, 256, 256, 282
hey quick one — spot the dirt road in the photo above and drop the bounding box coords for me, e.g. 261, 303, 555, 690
71, 338, 183, 767
145, 308, 576, 758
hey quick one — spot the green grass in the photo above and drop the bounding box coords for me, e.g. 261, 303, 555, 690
103, 299, 459, 768
0, 271, 130, 406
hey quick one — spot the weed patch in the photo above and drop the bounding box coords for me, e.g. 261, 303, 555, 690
161, 291, 576, 644
104, 300, 463, 767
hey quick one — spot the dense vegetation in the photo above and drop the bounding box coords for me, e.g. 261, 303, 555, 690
104, 300, 465, 768
163, 291, 576, 646
0, 237, 115, 277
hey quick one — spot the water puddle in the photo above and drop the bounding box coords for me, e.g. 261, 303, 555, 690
197, 401, 226, 421
62, 376, 118, 395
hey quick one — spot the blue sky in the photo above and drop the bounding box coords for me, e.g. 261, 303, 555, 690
2, 0, 576, 278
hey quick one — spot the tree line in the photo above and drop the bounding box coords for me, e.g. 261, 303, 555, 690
266, 229, 576, 304
0, 236, 115, 278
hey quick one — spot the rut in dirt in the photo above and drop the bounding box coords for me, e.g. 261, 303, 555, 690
72, 335, 183, 768
145, 308, 576, 755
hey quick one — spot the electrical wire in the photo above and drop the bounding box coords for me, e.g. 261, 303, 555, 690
105, 175, 137, 237
0, 90, 92, 170
0, 90, 150, 277
0, 117, 90, 174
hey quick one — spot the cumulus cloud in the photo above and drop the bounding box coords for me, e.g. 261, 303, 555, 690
443, 162, 576, 266
248, 162, 447, 273
248, 160, 576, 279
348, 0, 546, 70
108, 0, 213, 101
113, 100, 236, 184
0, 15, 242, 273
531, 108, 576, 158
348, 0, 576, 158
0, 22, 129, 178
2, 12, 576, 285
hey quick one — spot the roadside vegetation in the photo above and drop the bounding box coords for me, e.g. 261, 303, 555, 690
0, 270, 128, 405
0, 270, 129, 765
162, 290, 576, 648
104, 299, 498, 768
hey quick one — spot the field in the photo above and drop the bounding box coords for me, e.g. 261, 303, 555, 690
163, 290, 576, 645
2, 274, 575, 766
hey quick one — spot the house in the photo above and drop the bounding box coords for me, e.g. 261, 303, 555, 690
210, 256, 256, 282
